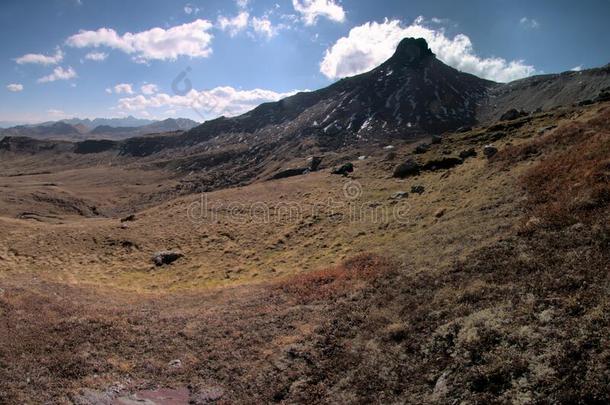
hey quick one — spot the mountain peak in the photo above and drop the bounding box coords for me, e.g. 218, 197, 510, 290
391, 37, 434, 65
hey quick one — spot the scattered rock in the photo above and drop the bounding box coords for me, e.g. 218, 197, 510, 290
483, 145, 499, 159
393, 159, 420, 178
152, 251, 184, 266
384, 151, 397, 161
390, 191, 409, 200
309, 156, 323, 171
422, 157, 463, 171
500, 108, 528, 121
168, 359, 182, 368
456, 126, 472, 133
411, 185, 425, 194
430, 135, 442, 144
120, 214, 136, 222
459, 148, 477, 159
383, 145, 395, 150
434, 208, 446, 218
331, 162, 354, 176
358, 155, 367, 160
384, 323, 408, 342
271, 167, 308, 180
414, 143, 430, 154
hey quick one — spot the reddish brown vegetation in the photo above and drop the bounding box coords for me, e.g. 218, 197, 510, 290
497, 107, 610, 227
277, 253, 395, 302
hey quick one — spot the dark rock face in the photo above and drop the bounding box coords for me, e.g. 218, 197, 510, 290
393, 159, 421, 178
500, 109, 529, 121
331, 162, 354, 176
74, 139, 117, 154
271, 168, 309, 180
459, 148, 477, 159
483, 145, 499, 158
152, 251, 183, 266
422, 157, 463, 171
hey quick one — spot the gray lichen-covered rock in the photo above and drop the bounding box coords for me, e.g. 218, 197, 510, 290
152, 250, 184, 266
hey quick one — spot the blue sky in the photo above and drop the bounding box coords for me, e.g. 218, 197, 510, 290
2, 0, 610, 124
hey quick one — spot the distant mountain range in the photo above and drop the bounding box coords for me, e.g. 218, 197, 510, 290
0, 117, 199, 141
3, 38, 610, 156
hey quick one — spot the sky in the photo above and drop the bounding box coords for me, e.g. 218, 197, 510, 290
2, 0, 610, 124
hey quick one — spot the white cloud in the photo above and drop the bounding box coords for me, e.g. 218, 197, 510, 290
320, 17, 536, 83
7, 83, 24, 92
37, 66, 77, 83
520, 17, 540, 29
236, 0, 249, 9
117, 86, 300, 119
84, 51, 108, 61
108, 83, 134, 94
47, 109, 68, 118
141, 83, 159, 95
218, 12, 250, 36
571, 65, 583, 72
66, 19, 214, 62
184, 4, 199, 14
292, 0, 345, 26
15, 49, 63, 65
251, 16, 277, 38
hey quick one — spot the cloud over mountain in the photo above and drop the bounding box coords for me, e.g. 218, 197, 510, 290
320, 17, 536, 82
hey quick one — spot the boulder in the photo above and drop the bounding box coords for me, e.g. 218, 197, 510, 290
500, 108, 528, 121
459, 148, 477, 159
271, 168, 308, 180
422, 157, 463, 171
430, 135, 442, 144
414, 143, 430, 154
390, 191, 409, 199
393, 159, 421, 178
331, 162, 354, 176
411, 185, 425, 194
483, 145, 499, 159
456, 126, 472, 133
152, 251, 183, 266
309, 156, 323, 171
120, 214, 136, 222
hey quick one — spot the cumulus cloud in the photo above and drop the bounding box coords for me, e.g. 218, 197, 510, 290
6, 83, 24, 92
251, 16, 277, 38
218, 12, 250, 36
571, 65, 583, 72
320, 17, 536, 83
292, 0, 345, 25
520, 17, 540, 29
84, 51, 108, 61
105, 83, 134, 94
141, 83, 159, 95
65, 19, 214, 62
37, 66, 77, 83
117, 86, 300, 119
15, 49, 63, 65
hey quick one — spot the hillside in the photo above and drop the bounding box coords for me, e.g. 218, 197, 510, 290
0, 100, 608, 403
0, 36, 609, 404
